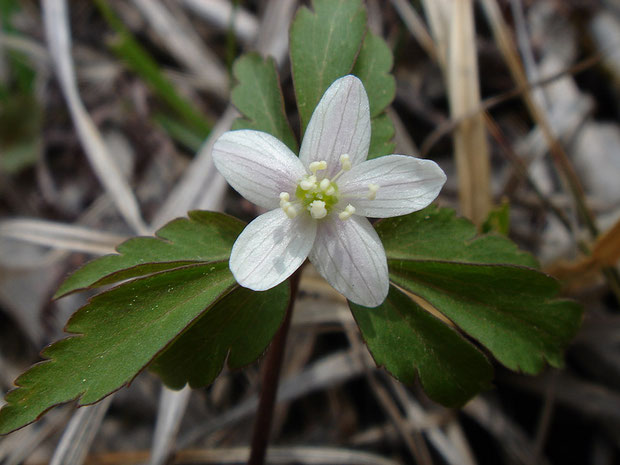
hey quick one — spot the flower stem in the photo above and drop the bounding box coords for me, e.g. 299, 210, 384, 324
247, 269, 301, 465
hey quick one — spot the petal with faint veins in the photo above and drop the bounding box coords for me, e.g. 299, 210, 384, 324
230, 209, 316, 291
338, 155, 446, 218
309, 216, 388, 307
213, 130, 307, 210
299, 76, 371, 177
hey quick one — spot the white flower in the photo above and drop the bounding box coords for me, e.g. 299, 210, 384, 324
213, 75, 446, 307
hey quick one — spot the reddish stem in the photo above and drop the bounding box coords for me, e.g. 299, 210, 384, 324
247, 270, 301, 465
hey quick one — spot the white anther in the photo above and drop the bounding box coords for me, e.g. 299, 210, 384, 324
367, 183, 380, 200
309, 200, 327, 219
338, 204, 356, 220
300, 175, 317, 190
284, 205, 298, 218
279, 192, 291, 208
340, 154, 352, 171
309, 160, 327, 173
325, 185, 336, 196
319, 178, 331, 192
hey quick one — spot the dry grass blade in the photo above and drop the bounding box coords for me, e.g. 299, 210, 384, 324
479, 0, 598, 237
254, 0, 298, 66
153, 0, 296, 227
42, 0, 148, 235
131, 0, 228, 95
66, 446, 402, 465
447, 0, 491, 224
390, 0, 437, 61
547, 216, 620, 287
0, 219, 126, 255
178, 349, 367, 448
148, 387, 191, 465
49, 397, 113, 465
420, 0, 450, 67
152, 105, 237, 228
464, 397, 551, 465
181, 0, 259, 44
389, 382, 475, 465
0, 409, 70, 465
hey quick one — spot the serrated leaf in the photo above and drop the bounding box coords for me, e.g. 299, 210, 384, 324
376, 206, 583, 375
55, 211, 243, 298
290, 0, 367, 133
378, 205, 536, 267
0, 263, 237, 434
367, 112, 396, 159
351, 286, 493, 407
352, 32, 395, 118
150, 283, 289, 389
230, 53, 298, 152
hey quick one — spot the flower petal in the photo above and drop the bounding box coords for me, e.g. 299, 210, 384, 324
299, 75, 371, 177
338, 155, 446, 218
213, 130, 307, 210
230, 208, 316, 291
309, 216, 388, 307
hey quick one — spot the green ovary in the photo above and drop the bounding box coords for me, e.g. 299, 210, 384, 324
295, 181, 339, 212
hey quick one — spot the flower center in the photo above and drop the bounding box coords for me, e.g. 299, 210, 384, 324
279, 154, 378, 221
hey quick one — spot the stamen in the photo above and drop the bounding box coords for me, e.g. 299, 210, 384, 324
309, 160, 327, 174
309, 200, 327, 219
319, 178, 331, 192
325, 185, 336, 196
338, 204, 356, 221
367, 183, 380, 200
284, 205, 298, 218
279, 192, 290, 207
340, 154, 352, 171
300, 175, 317, 190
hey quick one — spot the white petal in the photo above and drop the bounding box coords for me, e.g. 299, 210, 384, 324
309, 216, 388, 307
299, 75, 371, 177
338, 155, 446, 218
213, 130, 307, 210
230, 209, 316, 291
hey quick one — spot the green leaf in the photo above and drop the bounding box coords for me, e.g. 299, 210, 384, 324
351, 32, 396, 159
231, 53, 298, 153
352, 32, 395, 118
55, 211, 244, 298
481, 199, 510, 235
290, 0, 367, 133
351, 286, 493, 407
367, 112, 396, 159
378, 205, 536, 267
151, 283, 289, 389
0, 263, 237, 434
376, 206, 583, 375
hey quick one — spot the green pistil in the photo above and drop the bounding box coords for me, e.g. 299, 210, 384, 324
295, 181, 339, 211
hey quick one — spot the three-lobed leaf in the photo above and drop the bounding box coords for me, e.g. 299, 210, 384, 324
374, 206, 582, 375
230, 53, 298, 152
290, 0, 367, 134
0, 263, 236, 434
352, 32, 395, 119
55, 211, 244, 298
150, 284, 289, 389
0, 211, 291, 434
351, 286, 493, 407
